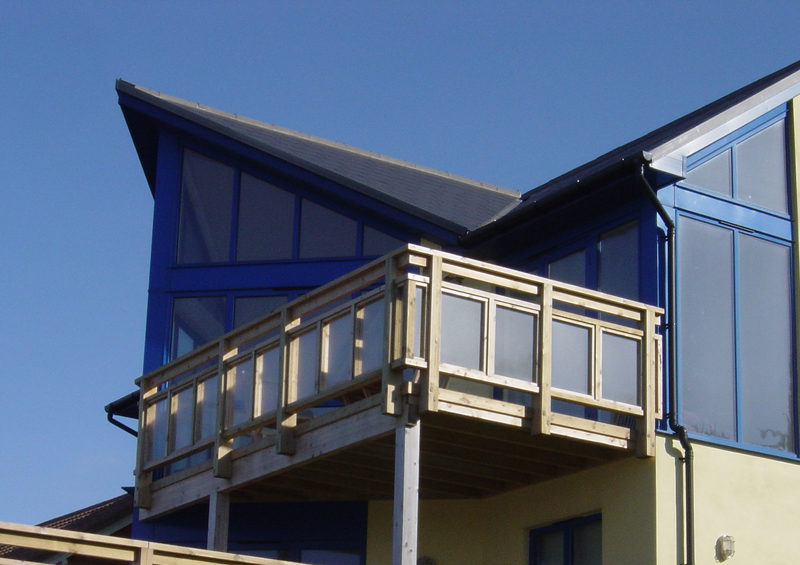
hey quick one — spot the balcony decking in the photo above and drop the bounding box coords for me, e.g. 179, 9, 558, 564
134, 245, 662, 522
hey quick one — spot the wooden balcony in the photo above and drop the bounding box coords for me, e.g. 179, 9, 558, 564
134, 245, 663, 522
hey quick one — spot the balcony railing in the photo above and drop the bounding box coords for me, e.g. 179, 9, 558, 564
135, 245, 662, 508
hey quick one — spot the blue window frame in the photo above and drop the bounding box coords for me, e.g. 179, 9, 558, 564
529, 514, 601, 565
675, 107, 797, 455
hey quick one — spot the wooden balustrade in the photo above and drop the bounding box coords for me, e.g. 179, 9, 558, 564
134, 245, 663, 509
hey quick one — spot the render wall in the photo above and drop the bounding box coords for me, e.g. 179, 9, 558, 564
655, 435, 800, 564
366, 455, 656, 565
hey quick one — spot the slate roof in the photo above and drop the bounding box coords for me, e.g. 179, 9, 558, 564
117, 81, 522, 234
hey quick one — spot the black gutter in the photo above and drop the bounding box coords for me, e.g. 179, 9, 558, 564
637, 160, 694, 565
104, 391, 139, 438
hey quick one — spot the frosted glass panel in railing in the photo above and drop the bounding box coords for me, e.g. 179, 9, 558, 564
197, 376, 217, 439
148, 398, 168, 461
296, 328, 319, 400
441, 293, 483, 371
171, 388, 194, 451
551, 320, 590, 395
323, 313, 353, 388
358, 300, 384, 375
229, 361, 254, 427
256, 348, 279, 415
495, 307, 536, 381
601, 332, 639, 406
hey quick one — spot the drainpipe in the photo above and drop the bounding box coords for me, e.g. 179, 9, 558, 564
637, 159, 694, 565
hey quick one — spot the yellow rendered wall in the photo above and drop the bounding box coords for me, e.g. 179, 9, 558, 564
655, 435, 800, 564
366, 455, 656, 565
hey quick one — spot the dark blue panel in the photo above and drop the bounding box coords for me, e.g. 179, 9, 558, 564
675, 186, 792, 240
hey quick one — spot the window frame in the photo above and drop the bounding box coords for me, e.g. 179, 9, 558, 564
529, 513, 602, 565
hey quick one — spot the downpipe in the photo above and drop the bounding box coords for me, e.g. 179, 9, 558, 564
637, 161, 694, 565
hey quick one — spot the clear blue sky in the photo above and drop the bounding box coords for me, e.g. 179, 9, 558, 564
1, 1, 799, 525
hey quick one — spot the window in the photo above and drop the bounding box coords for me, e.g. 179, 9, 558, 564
677, 110, 795, 454
530, 515, 601, 565
175, 148, 405, 265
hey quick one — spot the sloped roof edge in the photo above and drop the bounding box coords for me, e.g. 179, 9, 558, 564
116, 80, 521, 235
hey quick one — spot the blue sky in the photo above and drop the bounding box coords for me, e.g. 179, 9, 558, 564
2, 1, 800, 525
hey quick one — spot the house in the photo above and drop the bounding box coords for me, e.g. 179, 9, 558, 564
107, 59, 800, 564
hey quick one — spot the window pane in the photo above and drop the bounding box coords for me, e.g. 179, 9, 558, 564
739, 235, 794, 451
234, 295, 288, 329
357, 299, 384, 375
551, 321, 590, 395
678, 217, 735, 440
495, 306, 536, 382
363, 226, 404, 256
413, 286, 425, 358
323, 313, 353, 388
256, 347, 279, 415
601, 333, 639, 406
295, 328, 319, 400
573, 520, 602, 565
440, 293, 483, 371
229, 360, 254, 427
737, 120, 787, 213
549, 249, 586, 287
684, 149, 732, 197
533, 530, 564, 565
236, 174, 295, 261
178, 149, 235, 264
171, 297, 227, 360
149, 398, 168, 461
299, 200, 358, 258
598, 221, 638, 300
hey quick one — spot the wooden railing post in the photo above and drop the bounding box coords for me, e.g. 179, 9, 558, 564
420, 255, 442, 413
533, 284, 553, 435
136, 544, 154, 565
213, 340, 232, 478
134, 386, 152, 509
207, 490, 230, 551
277, 308, 298, 455
637, 307, 656, 457
382, 256, 404, 416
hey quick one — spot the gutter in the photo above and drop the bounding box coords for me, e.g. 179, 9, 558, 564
104, 391, 139, 438
637, 158, 695, 565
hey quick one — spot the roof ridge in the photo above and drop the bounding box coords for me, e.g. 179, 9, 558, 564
121, 82, 520, 199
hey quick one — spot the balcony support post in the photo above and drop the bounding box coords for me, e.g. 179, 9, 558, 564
533, 284, 553, 435
392, 416, 420, 565
382, 256, 404, 416
637, 307, 657, 457
214, 340, 233, 478
277, 308, 299, 455
206, 490, 230, 552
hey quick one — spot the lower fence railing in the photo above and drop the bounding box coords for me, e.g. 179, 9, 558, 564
0, 521, 299, 565
134, 245, 663, 508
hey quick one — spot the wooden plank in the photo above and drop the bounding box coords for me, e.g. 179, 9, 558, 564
438, 401, 525, 428
420, 256, 442, 413
276, 309, 297, 455
552, 290, 642, 321
393, 421, 420, 565
382, 257, 404, 416
637, 308, 656, 458
441, 263, 541, 297
549, 424, 631, 449
213, 341, 232, 479
550, 389, 643, 416
284, 372, 381, 415
438, 364, 539, 394
533, 284, 553, 435
206, 491, 229, 551
134, 385, 152, 509
549, 412, 632, 440
437, 388, 527, 418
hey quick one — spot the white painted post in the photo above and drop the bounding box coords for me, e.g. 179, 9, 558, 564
392, 421, 420, 565
207, 490, 230, 552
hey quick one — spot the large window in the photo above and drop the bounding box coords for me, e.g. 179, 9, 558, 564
177, 148, 403, 265
677, 110, 795, 454
530, 514, 601, 565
